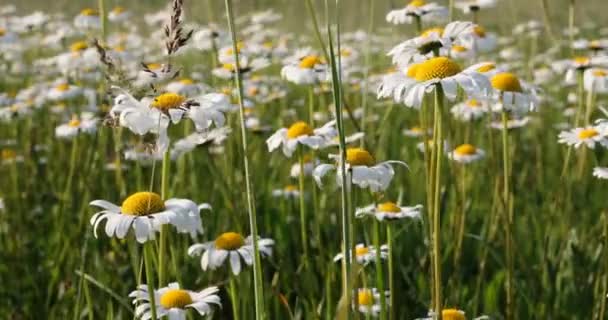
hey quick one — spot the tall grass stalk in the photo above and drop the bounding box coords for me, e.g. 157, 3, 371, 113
298, 148, 310, 263
224, 1, 265, 319
432, 85, 445, 319
157, 150, 170, 287
143, 243, 158, 320
501, 110, 514, 320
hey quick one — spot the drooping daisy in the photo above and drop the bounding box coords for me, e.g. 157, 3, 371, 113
448, 143, 486, 163
451, 98, 488, 121
355, 288, 390, 317
281, 54, 328, 85
333, 243, 388, 265
387, 21, 474, 66
73, 8, 101, 30
129, 282, 220, 320
55, 114, 97, 139
313, 147, 407, 192
188, 232, 274, 275
385, 0, 448, 25
558, 126, 608, 149
266, 121, 330, 157
356, 201, 422, 221
593, 167, 608, 179
489, 72, 538, 112
89, 192, 209, 243
584, 68, 608, 93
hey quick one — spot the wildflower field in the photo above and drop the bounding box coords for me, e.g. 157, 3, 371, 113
3, 0, 608, 319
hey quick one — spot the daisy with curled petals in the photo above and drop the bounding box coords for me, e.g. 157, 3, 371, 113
89, 191, 209, 243
355, 288, 390, 317
388, 21, 474, 66
188, 232, 274, 275
281, 54, 328, 85
448, 143, 485, 163
266, 121, 331, 157
55, 114, 97, 139
313, 147, 407, 192
385, 0, 447, 26
593, 167, 608, 179
333, 244, 388, 265
129, 282, 220, 320
489, 72, 538, 112
558, 126, 608, 149
356, 201, 422, 221
394, 56, 491, 108
450, 99, 489, 121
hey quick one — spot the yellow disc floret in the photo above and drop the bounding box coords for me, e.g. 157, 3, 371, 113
421, 27, 444, 38
152, 93, 186, 111
80, 8, 98, 16
160, 289, 193, 309
346, 148, 375, 166
121, 192, 165, 216
408, 0, 426, 7
414, 57, 462, 82
286, 121, 314, 139
70, 41, 88, 52
578, 128, 599, 139
55, 83, 70, 92
476, 63, 495, 73
358, 290, 374, 306
215, 232, 245, 250
491, 72, 523, 93
442, 309, 466, 320
466, 99, 481, 107
378, 202, 402, 213
299, 55, 322, 69
473, 25, 486, 38
355, 246, 370, 257
454, 144, 477, 156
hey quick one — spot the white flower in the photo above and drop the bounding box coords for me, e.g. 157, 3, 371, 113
451, 99, 488, 121
386, 0, 447, 25
55, 114, 97, 139
593, 167, 608, 179
129, 282, 220, 320
272, 185, 301, 198
89, 192, 209, 243
290, 157, 320, 177
356, 202, 422, 221
584, 68, 608, 93
355, 288, 390, 317
108, 6, 131, 22
281, 54, 328, 85
47, 83, 83, 101
188, 232, 274, 275
489, 116, 530, 130
165, 78, 209, 97
333, 244, 388, 265
558, 126, 608, 149
448, 143, 486, 163
74, 8, 101, 30
488, 72, 538, 112
313, 148, 407, 192
266, 121, 332, 157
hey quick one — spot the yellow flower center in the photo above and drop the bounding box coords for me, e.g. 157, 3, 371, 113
590, 40, 602, 49
0, 28, 5, 37
179, 78, 194, 85
222, 63, 236, 71
454, 144, 477, 156
442, 309, 466, 320
341, 48, 352, 57
414, 57, 462, 82
476, 63, 495, 73
284, 185, 298, 192
355, 246, 370, 257
299, 55, 323, 69
466, 99, 480, 107
68, 118, 81, 127
452, 45, 468, 52
80, 8, 98, 16
421, 27, 444, 38
490, 72, 523, 92
578, 128, 599, 139
112, 6, 126, 14
1, 149, 16, 160
70, 41, 88, 52
248, 87, 260, 96
152, 93, 186, 111
346, 148, 375, 166
224, 42, 244, 56
121, 192, 165, 216
215, 232, 245, 250
574, 56, 590, 65
286, 121, 314, 139
409, 126, 423, 133
159, 289, 193, 309
406, 63, 421, 78
113, 45, 125, 52
378, 202, 401, 213
473, 26, 486, 38
593, 69, 608, 77
146, 63, 162, 71
358, 290, 374, 306
55, 83, 70, 92
263, 41, 273, 48
408, 0, 426, 7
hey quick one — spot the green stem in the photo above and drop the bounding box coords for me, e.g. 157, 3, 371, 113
224, 1, 264, 319
98, 0, 107, 40
304, 0, 330, 61
230, 277, 240, 320
432, 85, 444, 319
308, 87, 315, 126
298, 148, 309, 264
143, 243, 158, 320
501, 111, 514, 320
158, 150, 170, 287
373, 220, 386, 319
387, 224, 395, 320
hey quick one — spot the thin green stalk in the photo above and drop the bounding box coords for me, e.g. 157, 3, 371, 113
561, 70, 585, 178
599, 211, 608, 320
143, 243, 158, 320
98, 0, 107, 40
501, 111, 514, 320
432, 85, 444, 319
449, 0, 455, 22
230, 277, 240, 320
224, 1, 265, 319
373, 220, 386, 319
158, 150, 170, 287
305, 0, 330, 61
386, 224, 395, 320
308, 87, 315, 125
298, 148, 310, 263
360, 0, 375, 148
568, 0, 576, 55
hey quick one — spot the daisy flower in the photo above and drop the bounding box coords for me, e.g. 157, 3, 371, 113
272, 184, 301, 198
462, 25, 498, 53
558, 126, 608, 149
403, 126, 430, 138
448, 143, 486, 163
552, 56, 608, 84
489, 72, 538, 112
47, 83, 83, 101
584, 68, 608, 93
385, 0, 447, 25
55, 114, 97, 139
355, 288, 390, 317
73, 8, 101, 30
129, 282, 220, 320
489, 116, 530, 130
356, 202, 422, 221
313, 147, 407, 192
593, 167, 608, 179
281, 54, 328, 85
108, 6, 130, 23
266, 121, 331, 157
188, 232, 274, 275
290, 156, 320, 177
387, 21, 474, 66
165, 78, 209, 97
89, 192, 208, 243
451, 99, 488, 121
573, 39, 608, 53
389, 56, 491, 108
333, 243, 388, 265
